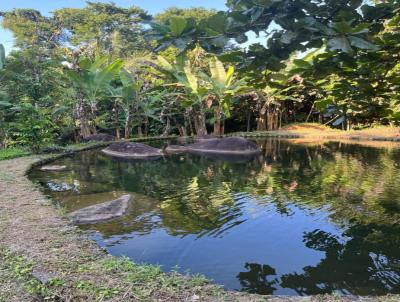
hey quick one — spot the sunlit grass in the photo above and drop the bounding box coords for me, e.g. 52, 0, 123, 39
0, 147, 31, 161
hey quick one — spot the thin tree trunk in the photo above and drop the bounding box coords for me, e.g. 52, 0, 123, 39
193, 108, 207, 136
137, 124, 143, 137
163, 117, 171, 136
246, 110, 251, 132
113, 104, 120, 139
144, 117, 149, 136
305, 101, 315, 123
213, 107, 223, 136
124, 112, 131, 139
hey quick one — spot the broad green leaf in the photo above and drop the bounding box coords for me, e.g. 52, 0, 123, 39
183, 61, 198, 93
120, 68, 134, 87
169, 17, 187, 37
225, 66, 235, 86
206, 13, 228, 32
210, 57, 227, 85
293, 59, 312, 69
157, 56, 174, 72
327, 36, 353, 53
333, 22, 353, 34
348, 36, 379, 51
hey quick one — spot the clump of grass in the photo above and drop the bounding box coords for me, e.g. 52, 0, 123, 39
98, 257, 213, 300
0, 248, 54, 300
0, 147, 31, 160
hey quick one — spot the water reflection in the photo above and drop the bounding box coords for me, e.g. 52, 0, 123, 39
236, 224, 400, 295
237, 263, 278, 294
29, 138, 400, 295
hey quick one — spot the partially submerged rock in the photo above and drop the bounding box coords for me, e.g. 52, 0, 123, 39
82, 134, 115, 142
187, 137, 260, 155
40, 165, 67, 172
69, 194, 132, 224
193, 134, 220, 142
102, 142, 163, 158
164, 145, 189, 154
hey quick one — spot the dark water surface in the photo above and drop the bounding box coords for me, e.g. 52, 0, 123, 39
29, 139, 400, 296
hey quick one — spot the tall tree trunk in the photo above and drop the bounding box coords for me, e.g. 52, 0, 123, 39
124, 112, 131, 139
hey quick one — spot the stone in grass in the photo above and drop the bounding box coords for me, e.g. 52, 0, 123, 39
32, 268, 57, 284
40, 165, 67, 172
69, 194, 132, 225
187, 137, 260, 155
102, 142, 163, 158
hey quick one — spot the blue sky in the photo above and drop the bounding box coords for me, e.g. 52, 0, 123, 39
0, 0, 227, 53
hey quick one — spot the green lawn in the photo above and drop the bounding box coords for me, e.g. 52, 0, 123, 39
0, 147, 31, 161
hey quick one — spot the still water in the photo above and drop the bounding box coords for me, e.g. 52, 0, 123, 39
29, 138, 400, 296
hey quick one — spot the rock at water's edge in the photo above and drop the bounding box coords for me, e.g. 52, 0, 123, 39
40, 165, 67, 172
187, 137, 260, 154
193, 134, 220, 142
164, 145, 189, 154
102, 142, 162, 158
69, 194, 131, 224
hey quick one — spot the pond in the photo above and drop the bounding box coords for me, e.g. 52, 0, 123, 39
29, 138, 400, 296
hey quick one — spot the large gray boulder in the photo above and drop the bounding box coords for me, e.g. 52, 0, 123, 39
69, 194, 132, 224
102, 142, 163, 158
187, 137, 260, 155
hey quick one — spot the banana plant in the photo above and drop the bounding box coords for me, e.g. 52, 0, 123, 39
199, 56, 249, 135
65, 57, 123, 137
66, 57, 123, 112
109, 68, 157, 138
156, 55, 209, 135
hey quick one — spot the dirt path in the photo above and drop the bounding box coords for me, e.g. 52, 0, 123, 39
0, 154, 398, 302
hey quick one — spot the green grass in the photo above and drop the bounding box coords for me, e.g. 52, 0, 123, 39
0, 147, 31, 161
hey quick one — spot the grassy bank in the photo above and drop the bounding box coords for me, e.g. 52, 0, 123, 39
0, 147, 31, 161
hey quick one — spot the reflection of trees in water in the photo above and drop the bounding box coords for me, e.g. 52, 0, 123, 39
32, 141, 400, 237
247, 141, 400, 226
237, 263, 278, 294
237, 224, 400, 295
280, 225, 400, 295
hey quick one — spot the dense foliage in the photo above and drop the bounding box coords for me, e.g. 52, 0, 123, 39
0, 0, 399, 151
